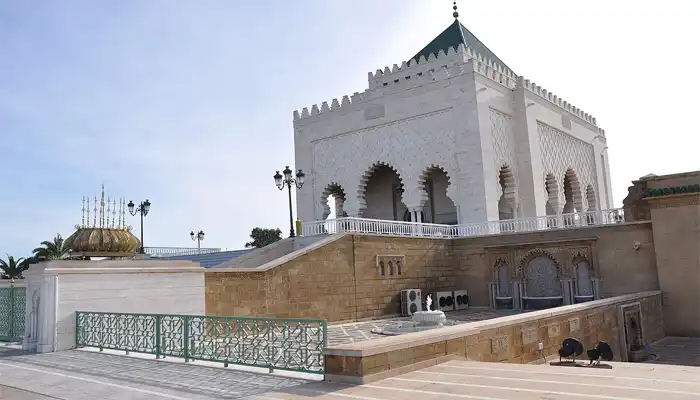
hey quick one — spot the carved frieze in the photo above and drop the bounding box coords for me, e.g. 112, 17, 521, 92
569, 317, 581, 333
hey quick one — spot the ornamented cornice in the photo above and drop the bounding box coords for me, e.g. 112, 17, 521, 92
647, 192, 700, 209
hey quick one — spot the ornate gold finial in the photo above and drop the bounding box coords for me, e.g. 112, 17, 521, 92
99, 184, 105, 228
106, 196, 111, 227
111, 198, 117, 228
453, 1, 459, 19
93, 196, 98, 227
81, 196, 86, 228
86, 197, 91, 227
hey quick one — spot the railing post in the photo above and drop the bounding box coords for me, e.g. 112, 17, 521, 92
9, 285, 14, 339
183, 316, 190, 362
155, 315, 161, 359
74, 312, 79, 349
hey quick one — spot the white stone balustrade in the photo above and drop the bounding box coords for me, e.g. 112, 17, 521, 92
301, 208, 626, 239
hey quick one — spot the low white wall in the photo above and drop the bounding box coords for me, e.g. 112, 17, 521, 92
23, 259, 204, 353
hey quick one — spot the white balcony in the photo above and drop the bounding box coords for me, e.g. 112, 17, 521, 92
301, 208, 626, 238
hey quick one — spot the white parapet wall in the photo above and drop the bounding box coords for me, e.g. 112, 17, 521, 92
22, 259, 205, 353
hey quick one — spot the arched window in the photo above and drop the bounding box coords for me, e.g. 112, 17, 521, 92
379, 261, 385, 276
396, 260, 402, 276
388, 261, 394, 276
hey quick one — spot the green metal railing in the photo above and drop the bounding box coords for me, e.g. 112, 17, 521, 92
0, 285, 26, 342
74, 311, 328, 374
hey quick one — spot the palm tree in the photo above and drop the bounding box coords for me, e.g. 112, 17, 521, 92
0, 255, 29, 279
32, 233, 71, 261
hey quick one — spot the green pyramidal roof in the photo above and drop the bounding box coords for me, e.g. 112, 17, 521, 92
411, 19, 513, 75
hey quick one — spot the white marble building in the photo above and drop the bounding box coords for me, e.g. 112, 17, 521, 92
293, 17, 613, 226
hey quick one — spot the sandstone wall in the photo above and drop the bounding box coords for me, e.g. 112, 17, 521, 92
324, 292, 664, 384
206, 222, 659, 322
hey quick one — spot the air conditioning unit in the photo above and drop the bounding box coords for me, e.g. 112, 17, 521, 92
453, 290, 470, 310
400, 289, 422, 316
431, 291, 454, 312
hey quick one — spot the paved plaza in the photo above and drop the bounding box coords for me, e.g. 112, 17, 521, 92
0, 337, 697, 399
327, 308, 526, 346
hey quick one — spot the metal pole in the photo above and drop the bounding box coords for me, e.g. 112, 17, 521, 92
140, 208, 145, 254
287, 183, 295, 237
197, 238, 201, 250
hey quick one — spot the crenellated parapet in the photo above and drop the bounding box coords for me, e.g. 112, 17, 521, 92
517, 77, 601, 130
293, 44, 519, 122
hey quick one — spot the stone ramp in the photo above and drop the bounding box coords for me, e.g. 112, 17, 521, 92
263, 359, 700, 399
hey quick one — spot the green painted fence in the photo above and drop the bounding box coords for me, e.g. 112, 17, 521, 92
0, 285, 26, 342
75, 311, 328, 374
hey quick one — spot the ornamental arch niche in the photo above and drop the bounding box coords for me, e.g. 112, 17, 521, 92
518, 249, 563, 299
358, 162, 406, 220
417, 165, 457, 224
320, 183, 347, 220
572, 252, 596, 300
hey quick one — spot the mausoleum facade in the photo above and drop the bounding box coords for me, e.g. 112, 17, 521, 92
293, 17, 613, 226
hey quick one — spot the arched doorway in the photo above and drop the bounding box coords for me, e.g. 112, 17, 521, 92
418, 166, 457, 224
321, 183, 346, 220
359, 163, 406, 220
562, 169, 582, 227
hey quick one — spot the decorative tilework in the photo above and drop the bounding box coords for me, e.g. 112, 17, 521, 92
490, 109, 516, 197
311, 109, 457, 217
537, 123, 597, 210
491, 335, 509, 353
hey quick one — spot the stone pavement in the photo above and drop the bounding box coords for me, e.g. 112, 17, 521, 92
0, 347, 321, 399
0, 337, 698, 399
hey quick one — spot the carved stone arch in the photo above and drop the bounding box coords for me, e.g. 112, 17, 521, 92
544, 173, 560, 214
417, 164, 456, 205
357, 161, 405, 215
516, 248, 562, 277
320, 183, 347, 220
572, 250, 596, 278
585, 185, 597, 211
497, 164, 516, 199
492, 256, 509, 278
563, 168, 584, 213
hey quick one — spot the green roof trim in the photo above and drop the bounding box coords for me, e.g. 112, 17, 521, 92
643, 185, 700, 198
410, 20, 513, 75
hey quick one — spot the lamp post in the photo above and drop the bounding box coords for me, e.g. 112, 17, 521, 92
190, 230, 205, 252
274, 166, 305, 237
128, 199, 151, 254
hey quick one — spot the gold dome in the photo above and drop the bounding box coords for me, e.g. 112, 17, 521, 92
64, 227, 140, 255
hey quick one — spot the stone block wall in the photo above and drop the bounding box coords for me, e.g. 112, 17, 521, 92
324, 291, 664, 384
206, 222, 660, 323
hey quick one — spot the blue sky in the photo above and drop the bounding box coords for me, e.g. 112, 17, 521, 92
1, 1, 698, 257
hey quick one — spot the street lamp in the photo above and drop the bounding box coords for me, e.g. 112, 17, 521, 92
190, 230, 205, 252
127, 199, 151, 254
274, 166, 305, 237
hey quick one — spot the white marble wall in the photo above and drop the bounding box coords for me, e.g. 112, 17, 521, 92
293, 50, 614, 225
23, 259, 204, 353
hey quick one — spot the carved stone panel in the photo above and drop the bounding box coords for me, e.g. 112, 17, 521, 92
524, 255, 561, 297
547, 324, 561, 339
491, 336, 509, 353
569, 317, 581, 333
521, 327, 538, 345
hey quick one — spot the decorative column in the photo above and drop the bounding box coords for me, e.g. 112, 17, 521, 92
511, 281, 524, 310
591, 278, 601, 300
560, 279, 574, 305
488, 282, 497, 309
